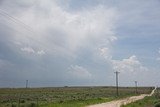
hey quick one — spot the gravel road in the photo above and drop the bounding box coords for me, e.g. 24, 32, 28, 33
87, 87, 156, 107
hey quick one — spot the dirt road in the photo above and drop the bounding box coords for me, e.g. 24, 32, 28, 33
87, 87, 156, 107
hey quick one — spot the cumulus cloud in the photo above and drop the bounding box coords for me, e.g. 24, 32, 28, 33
0, 0, 117, 58
21, 47, 35, 54
0, 0, 119, 86
99, 47, 148, 73
99, 47, 112, 60
68, 65, 92, 79
21, 47, 45, 56
37, 50, 45, 55
0, 0, 159, 87
112, 55, 148, 73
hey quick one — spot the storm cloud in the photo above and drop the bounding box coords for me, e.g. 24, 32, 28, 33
0, 0, 160, 87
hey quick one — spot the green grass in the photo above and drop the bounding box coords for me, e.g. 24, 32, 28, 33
40, 98, 113, 107
0, 86, 153, 107
121, 89, 160, 107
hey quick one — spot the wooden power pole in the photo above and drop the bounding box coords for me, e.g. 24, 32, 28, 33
135, 81, 138, 94
26, 80, 28, 88
114, 71, 120, 96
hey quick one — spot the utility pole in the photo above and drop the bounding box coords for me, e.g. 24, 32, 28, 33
135, 81, 138, 94
114, 71, 120, 96
26, 80, 28, 88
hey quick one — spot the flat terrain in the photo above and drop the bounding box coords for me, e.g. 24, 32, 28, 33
0, 86, 153, 107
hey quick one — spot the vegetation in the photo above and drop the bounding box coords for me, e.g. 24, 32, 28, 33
0, 86, 153, 107
121, 88, 160, 107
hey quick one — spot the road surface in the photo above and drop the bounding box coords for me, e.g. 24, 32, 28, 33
87, 87, 156, 107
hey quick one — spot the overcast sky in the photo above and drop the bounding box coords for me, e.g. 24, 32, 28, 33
0, 0, 160, 87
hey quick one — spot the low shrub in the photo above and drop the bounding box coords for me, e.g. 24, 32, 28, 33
155, 102, 160, 107
11, 104, 17, 107
27, 102, 36, 107
20, 100, 25, 103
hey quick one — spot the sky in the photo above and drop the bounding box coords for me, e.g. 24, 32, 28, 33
0, 0, 160, 87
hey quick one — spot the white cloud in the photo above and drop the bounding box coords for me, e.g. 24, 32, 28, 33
99, 47, 148, 73
21, 47, 45, 55
99, 47, 112, 60
4, 0, 117, 58
37, 50, 45, 55
68, 65, 92, 79
0, 0, 119, 86
1, 0, 159, 87
21, 47, 35, 54
112, 55, 148, 73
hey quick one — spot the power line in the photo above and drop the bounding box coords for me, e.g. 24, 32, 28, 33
0, 8, 68, 56
0, 8, 78, 59
0, 8, 34, 33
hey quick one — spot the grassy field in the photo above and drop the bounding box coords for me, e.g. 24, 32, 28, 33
121, 88, 160, 107
0, 86, 153, 107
